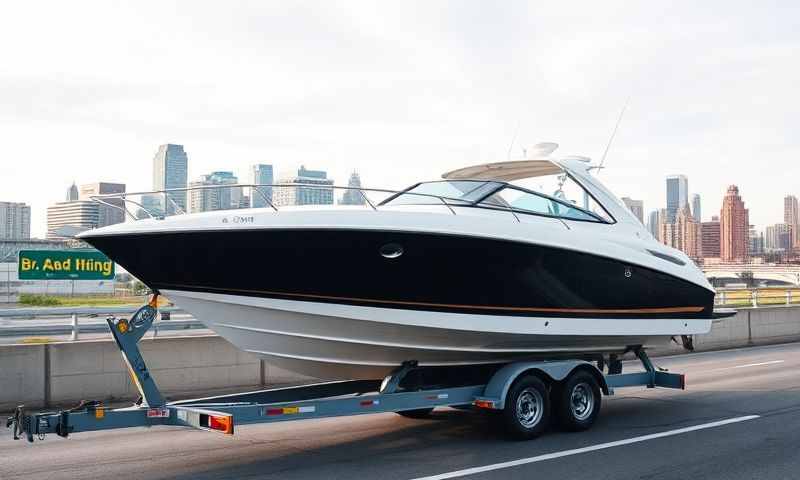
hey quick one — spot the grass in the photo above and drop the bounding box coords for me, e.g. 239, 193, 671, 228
17, 294, 167, 307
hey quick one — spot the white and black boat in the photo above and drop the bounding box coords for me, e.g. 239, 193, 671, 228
80, 144, 720, 380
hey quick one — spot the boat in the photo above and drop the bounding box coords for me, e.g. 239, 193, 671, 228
79, 143, 718, 380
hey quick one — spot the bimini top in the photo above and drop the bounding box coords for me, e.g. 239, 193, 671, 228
442, 159, 563, 182
441, 142, 590, 182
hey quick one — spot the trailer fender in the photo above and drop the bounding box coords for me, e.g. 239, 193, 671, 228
475, 360, 608, 410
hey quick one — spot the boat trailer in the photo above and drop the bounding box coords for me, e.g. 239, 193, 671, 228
6, 297, 687, 442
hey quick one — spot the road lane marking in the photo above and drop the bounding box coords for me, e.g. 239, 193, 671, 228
731, 360, 784, 369
410, 415, 760, 480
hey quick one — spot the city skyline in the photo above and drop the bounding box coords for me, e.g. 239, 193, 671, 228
5, 147, 800, 242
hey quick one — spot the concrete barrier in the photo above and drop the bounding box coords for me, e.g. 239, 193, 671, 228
0, 335, 317, 411
2, 306, 799, 410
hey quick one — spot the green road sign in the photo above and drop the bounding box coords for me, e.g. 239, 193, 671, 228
18, 250, 115, 280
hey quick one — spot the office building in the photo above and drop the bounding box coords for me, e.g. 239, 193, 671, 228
79, 182, 126, 227
784, 195, 799, 251
765, 223, 792, 253
621, 197, 644, 224
0, 201, 31, 240
691, 194, 701, 222
152, 144, 188, 214
720, 185, 749, 263
46, 201, 99, 240
250, 164, 274, 208
666, 175, 688, 222
701, 216, 721, 259
189, 171, 240, 213
675, 205, 700, 259
647, 210, 660, 240
273, 166, 334, 206
340, 172, 366, 206
749, 227, 764, 257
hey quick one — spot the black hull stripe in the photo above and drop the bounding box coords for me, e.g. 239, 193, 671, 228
160, 283, 705, 316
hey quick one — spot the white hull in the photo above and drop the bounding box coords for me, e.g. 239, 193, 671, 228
164, 289, 712, 380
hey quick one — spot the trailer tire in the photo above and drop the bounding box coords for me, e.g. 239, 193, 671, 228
396, 408, 434, 419
502, 374, 550, 440
555, 370, 601, 431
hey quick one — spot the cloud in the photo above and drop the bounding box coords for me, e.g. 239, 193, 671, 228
0, 1, 798, 237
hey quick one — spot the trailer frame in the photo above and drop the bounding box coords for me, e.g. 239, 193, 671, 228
6, 299, 687, 443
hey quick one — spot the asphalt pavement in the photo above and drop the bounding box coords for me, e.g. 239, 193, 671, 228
2, 342, 800, 480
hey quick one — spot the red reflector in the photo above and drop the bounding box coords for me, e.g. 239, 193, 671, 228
360, 400, 379, 407
474, 400, 494, 409
209, 415, 233, 434
266, 408, 283, 416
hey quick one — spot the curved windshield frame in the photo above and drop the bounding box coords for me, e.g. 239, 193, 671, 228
380, 178, 613, 224
379, 180, 502, 206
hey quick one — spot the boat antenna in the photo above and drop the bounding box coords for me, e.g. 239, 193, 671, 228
596, 98, 629, 172
506, 120, 521, 160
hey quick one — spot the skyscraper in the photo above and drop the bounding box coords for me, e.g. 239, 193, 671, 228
700, 216, 721, 259
691, 194, 701, 222
250, 164, 274, 208
66, 182, 78, 201
188, 171, 240, 213
749, 227, 764, 257
665, 175, 688, 223
152, 144, 188, 214
647, 210, 660, 240
784, 195, 799, 252
0, 201, 31, 240
340, 172, 366, 206
79, 182, 126, 227
621, 197, 644, 224
675, 205, 700, 259
273, 166, 334, 206
720, 185, 749, 263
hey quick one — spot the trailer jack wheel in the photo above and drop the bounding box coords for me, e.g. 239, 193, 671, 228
502, 375, 550, 440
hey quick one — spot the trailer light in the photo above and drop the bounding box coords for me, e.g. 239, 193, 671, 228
209, 415, 233, 434
360, 400, 380, 407
94, 408, 105, 419
265, 408, 284, 416
474, 400, 495, 409
117, 319, 129, 333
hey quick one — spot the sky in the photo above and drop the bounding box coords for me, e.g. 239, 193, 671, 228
1, 1, 798, 237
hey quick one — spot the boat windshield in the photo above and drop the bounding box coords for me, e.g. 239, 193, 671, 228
382, 180, 502, 206
479, 186, 605, 222
381, 177, 613, 223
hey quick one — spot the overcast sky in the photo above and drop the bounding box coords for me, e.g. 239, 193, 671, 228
1, 1, 798, 237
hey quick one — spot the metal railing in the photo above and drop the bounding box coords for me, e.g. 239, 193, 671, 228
86, 181, 544, 224
0, 306, 205, 341
715, 287, 800, 308
89, 183, 483, 221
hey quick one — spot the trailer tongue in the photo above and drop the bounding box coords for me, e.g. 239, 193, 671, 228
7, 295, 688, 442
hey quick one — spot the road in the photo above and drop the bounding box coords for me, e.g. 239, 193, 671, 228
3, 342, 800, 480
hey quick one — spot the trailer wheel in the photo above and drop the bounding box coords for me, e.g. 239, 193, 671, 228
396, 408, 434, 419
502, 374, 550, 440
555, 371, 601, 431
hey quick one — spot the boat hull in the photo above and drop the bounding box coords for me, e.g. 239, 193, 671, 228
163, 289, 711, 380
82, 226, 715, 380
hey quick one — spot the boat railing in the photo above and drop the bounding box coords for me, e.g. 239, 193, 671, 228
88, 183, 524, 221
